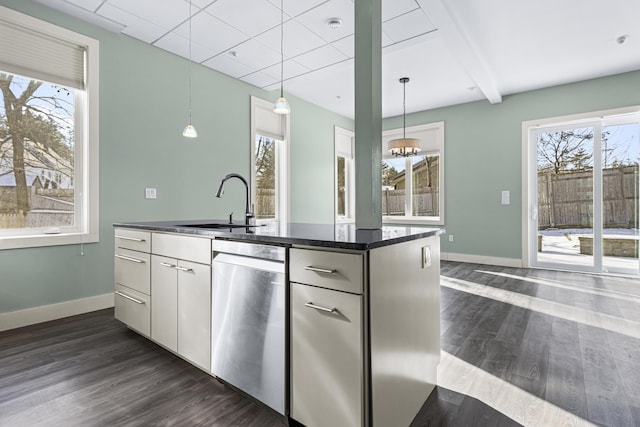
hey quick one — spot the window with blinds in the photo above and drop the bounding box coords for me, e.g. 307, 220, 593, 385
250, 96, 289, 222
0, 5, 99, 250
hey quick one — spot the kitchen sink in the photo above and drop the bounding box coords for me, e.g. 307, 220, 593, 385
179, 223, 264, 229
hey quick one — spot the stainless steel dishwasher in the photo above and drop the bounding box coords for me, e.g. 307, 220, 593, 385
210, 239, 286, 415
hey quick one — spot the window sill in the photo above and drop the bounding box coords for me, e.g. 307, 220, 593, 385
0, 231, 99, 250
383, 216, 444, 226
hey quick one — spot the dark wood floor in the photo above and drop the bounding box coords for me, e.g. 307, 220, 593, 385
1, 261, 639, 426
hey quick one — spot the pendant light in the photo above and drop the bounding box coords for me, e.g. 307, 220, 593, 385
388, 77, 420, 157
273, 0, 290, 114
182, 0, 197, 138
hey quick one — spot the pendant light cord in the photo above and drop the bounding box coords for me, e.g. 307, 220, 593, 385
280, 0, 284, 98
402, 79, 406, 139
188, 0, 193, 121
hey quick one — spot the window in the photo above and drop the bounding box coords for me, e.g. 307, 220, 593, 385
250, 96, 289, 222
381, 122, 445, 225
0, 6, 99, 250
335, 126, 355, 223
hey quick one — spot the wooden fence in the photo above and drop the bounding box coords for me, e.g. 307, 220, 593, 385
538, 165, 638, 229
256, 188, 275, 219
382, 189, 440, 217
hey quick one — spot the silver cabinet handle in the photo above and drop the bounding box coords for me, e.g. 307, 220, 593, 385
175, 266, 194, 272
305, 302, 337, 314
159, 262, 176, 268
115, 235, 146, 242
115, 254, 145, 264
304, 266, 336, 274
115, 290, 146, 305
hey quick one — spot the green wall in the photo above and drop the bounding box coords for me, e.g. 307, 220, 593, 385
2, 0, 639, 315
0, 0, 351, 314
384, 70, 640, 260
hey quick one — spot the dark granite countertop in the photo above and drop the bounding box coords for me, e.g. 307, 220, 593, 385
113, 220, 443, 250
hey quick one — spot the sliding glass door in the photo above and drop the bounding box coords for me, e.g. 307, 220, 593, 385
529, 113, 639, 276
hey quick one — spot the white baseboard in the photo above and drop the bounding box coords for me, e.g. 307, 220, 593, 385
441, 252, 523, 268
0, 293, 114, 332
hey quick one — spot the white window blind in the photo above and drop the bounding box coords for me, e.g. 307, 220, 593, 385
255, 102, 285, 141
0, 11, 86, 89
335, 129, 354, 159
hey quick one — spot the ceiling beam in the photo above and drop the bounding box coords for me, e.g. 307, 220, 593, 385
418, 0, 502, 104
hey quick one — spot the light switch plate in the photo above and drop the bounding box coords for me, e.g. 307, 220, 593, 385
501, 190, 510, 205
145, 188, 157, 199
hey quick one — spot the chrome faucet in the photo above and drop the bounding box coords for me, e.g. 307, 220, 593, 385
215, 173, 254, 225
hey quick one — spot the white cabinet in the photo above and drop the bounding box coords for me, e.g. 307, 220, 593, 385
290, 247, 364, 427
114, 229, 151, 337
150, 234, 212, 371
291, 282, 363, 427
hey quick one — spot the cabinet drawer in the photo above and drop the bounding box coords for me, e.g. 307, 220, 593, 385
152, 233, 212, 265
290, 248, 363, 294
114, 284, 150, 337
291, 283, 363, 426
115, 248, 151, 294
114, 228, 151, 252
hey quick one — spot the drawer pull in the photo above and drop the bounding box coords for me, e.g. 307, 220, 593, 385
115, 235, 146, 243
115, 254, 145, 264
304, 266, 336, 274
305, 302, 338, 314
159, 262, 176, 268
175, 266, 194, 273
115, 290, 146, 305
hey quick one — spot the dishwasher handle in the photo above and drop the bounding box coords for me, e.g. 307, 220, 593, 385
213, 252, 284, 274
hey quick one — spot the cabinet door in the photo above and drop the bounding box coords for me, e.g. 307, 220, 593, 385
151, 255, 178, 352
178, 260, 211, 370
291, 283, 363, 427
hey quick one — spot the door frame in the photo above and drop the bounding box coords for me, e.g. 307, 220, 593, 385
521, 105, 640, 272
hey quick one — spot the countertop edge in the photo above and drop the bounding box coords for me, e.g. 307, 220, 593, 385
113, 221, 442, 251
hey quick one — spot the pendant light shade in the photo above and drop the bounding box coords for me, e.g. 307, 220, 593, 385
183, 0, 197, 138
274, 0, 290, 115
388, 77, 420, 157
183, 123, 198, 138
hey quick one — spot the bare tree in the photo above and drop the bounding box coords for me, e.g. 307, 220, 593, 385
537, 129, 594, 174
0, 73, 72, 214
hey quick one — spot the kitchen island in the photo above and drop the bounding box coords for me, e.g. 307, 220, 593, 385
113, 220, 441, 427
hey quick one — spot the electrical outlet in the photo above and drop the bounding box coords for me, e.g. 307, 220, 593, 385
145, 188, 157, 199
449, 235, 454, 242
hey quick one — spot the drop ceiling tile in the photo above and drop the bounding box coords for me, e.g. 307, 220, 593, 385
295, 0, 354, 43
256, 19, 326, 58
65, 0, 104, 11
154, 32, 217, 63
332, 35, 353, 57
205, 0, 283, 37
267, 0, 330, 18
108, 0, 189, 30
227, 39, 282, 70
173, 11, 248, 57
98, 3, 167, 42
189, 0, 217, 9
381, 0, 419, 21
241, 70, 280, 88
203, 53, 254, 78
261, 59, 311, 80
382, 8, 435, 43
33, 0, 126, 32
294, 44, 348, 69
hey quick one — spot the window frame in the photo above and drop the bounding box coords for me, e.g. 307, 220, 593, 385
0, 6, 99, 250
249, 96, 290, 223
381, 122, 445, 226
334, 126, 355, 223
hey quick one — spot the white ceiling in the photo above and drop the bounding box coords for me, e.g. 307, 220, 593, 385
34, 0, 640, 118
